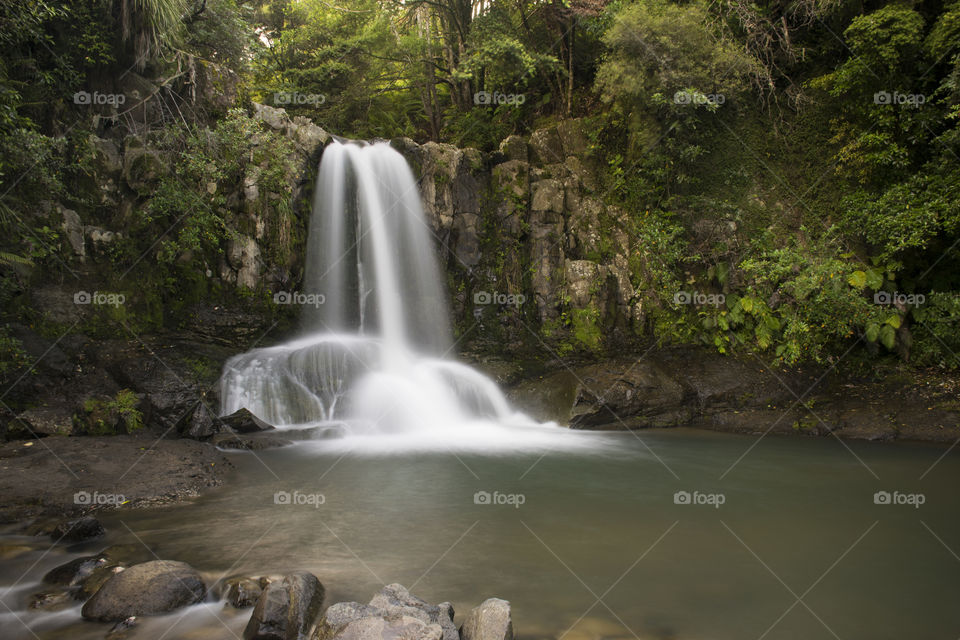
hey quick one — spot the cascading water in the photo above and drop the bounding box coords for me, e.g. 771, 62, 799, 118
220, 141, 557, 449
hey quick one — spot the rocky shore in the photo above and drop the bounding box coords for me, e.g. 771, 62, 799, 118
6, 519, 514, 640
496, 346, 960, 442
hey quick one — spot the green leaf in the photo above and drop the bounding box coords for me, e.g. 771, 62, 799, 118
880, 324, 896, 350
740, 296, 754, 313
848, 270, 867, 288
886, 315, 902, 329
865, 269, 884, 290
865, 322, 880, 342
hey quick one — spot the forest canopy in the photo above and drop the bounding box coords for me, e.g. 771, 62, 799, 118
1, 0, 959, 370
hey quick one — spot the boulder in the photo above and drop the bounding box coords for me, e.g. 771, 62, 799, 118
529, 127, 565, 165
244, 570, 324, 640
313, 584, 457, 640
81, 560, 207, 622
179, 401, 227, 439
568, 361, 690, 429
11, 406, 74, 437
555, 119, 590, 156
368, 584, 458, 640
221, 408, 274, 433
51, 517, 105, 543
251, 103, 330, 159
460, 599, 513, 640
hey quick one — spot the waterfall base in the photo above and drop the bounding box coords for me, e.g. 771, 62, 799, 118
220, 334, 589, 453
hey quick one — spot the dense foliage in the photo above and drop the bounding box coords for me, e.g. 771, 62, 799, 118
1, 0, 959, 372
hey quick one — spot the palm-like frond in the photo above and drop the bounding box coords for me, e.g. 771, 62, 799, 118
119, 0, 188, 69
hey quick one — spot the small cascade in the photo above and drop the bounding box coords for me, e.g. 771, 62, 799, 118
220, 141, 538, 438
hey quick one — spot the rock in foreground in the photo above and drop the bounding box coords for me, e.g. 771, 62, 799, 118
244, 571, 324, 640
51, 516, 105, 542
460, 599, 513, 640
314, 583, 457, 640
81, 560, 206, 621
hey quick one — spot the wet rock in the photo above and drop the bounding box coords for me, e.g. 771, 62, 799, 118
43, 554, 113, 586
314, 584, 456, 640
81, 560, 207, 622
224, 576, 268, 609
211, 433, 292, 450
244, 570, 324, 640
106, 616, 139, 640
28, 588, 74, 610
80, 564, 126, 599
460, 598, 513, 640
179, 401, 227, 439
221, 408, 274, 433
507, 371, 581, 424
51, 516, 105, 543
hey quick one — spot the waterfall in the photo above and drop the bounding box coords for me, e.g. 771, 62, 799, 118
220, 141, 529, 436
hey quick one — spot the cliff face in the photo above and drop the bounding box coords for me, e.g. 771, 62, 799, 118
34, 103, 646, 356
213, 104, 646, 353
390, 119, 646, 353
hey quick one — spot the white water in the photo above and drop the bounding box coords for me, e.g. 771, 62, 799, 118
220, 141, 580, 450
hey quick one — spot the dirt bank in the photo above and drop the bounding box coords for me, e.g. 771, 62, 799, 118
0, 435, 234, 524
